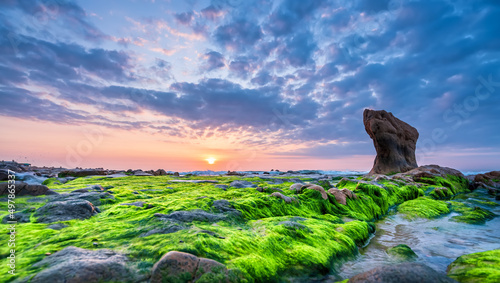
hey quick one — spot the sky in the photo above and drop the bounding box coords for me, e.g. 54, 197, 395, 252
0, 0, 499, 172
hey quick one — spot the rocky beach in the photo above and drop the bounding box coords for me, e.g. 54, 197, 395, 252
1, 110, 498, 283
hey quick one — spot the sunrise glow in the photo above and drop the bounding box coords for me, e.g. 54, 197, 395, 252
205, 157, 217, 165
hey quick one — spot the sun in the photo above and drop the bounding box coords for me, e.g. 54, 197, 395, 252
205, 157, 216, 165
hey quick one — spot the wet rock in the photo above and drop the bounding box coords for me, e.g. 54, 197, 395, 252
47, 223, 68, 230
215, 184, 228, 190
0, 169, 9, 181
349, 262, 457, 283
226, 171, 244, 176
133, 170, 153, 176
34, 199, 98, 223
120, 201, 153, 209
0, 182, 58, 196
56, 191, 114, 206
363, 109, 419, 175
155, 210, 226, 223
303, 185, 328, 200
154, 169, 168, 176
270, 192, 296, 203
2, 212, 31, 223
290, 183, 305, 193
28, 246, 138, 283
151, 251, 231, 283
212, 199, 241, 216
140, 224, 186, 237
386, 244, 418, 261
327, 188, 357, 205
58, 169, 107, 178
230, 180, 257, 188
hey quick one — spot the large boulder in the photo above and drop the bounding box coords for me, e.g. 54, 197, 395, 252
34, 199, 98, 223
27, 246, 138, 283
349, 262, 458, 283
363, 109, 419, 175
151, 251, 233, 283
0, 182, 58, 196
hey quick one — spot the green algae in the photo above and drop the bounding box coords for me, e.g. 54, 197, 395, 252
397, 197, 450, 220
0, 173, 481, 282
386, 244, 418, 261
447, 249, 500, 283
448, 201, 497, 225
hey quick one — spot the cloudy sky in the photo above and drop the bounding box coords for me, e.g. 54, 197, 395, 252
0, 0, 499, 172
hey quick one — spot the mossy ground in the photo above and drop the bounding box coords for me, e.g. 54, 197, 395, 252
447, 249, 500, 283
0, 173, 496, 282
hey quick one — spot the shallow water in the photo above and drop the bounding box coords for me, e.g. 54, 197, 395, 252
325, 191, 500, 281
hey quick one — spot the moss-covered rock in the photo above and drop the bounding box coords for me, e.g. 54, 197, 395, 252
448, 201, 497, 225
386, 244, 418, 261
397, 197, 450, 220
447, 249, 500, 283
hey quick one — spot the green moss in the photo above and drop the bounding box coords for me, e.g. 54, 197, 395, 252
429, 187, 454, 199
397, 197, 450, 220
447, 249, 500, 283
386, 244, 418, 261
449, 201, 496, 225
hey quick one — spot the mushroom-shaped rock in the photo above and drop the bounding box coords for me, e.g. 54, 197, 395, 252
363, 109, 419, 175
304, 185, 328, 200
270, 192, 296, 204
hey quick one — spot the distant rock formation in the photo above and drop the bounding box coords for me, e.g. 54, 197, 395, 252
363, 109, 419, 175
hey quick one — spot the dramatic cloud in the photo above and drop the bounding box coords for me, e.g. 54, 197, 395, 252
0, 0, 499, 170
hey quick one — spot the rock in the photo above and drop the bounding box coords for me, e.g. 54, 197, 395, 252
447, 249, 500, 283
120, 201, 153, 209
386, 244, 418, 261
0, 169, 9, 181
151, 251, 230, 283
226, 171, 244, 176
2, 212, 31, 223
155, 210, 226, 223
270, 192, 296, 203
153, 169, 166, 176
328, 188, 347, 205
303, 185, 328, 200
133, 170, 153, 176
140, 224, 186, 237
256, 187, 264, 192
173, 172, 180, 177
0, 182, 58, 196
290, 183, 305, 193
55, 191, 114, 206
215, 184, 228, 190
327, 188, 357, 205
28, 246, 138, 283
349, 262, 458, 283
47, 223, 68, 230
405, 165, 465, 180
279, 221, 310, 231
229, 180, 257, 188
363, 109, 419, 175
34, 199, 98, 223
212, 199, 241, 216
58, 169, 107, 178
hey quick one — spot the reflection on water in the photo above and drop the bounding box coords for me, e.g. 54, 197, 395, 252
328, 191, 500, 281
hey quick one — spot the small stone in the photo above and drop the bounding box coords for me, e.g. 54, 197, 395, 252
179, 240, 184, 243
